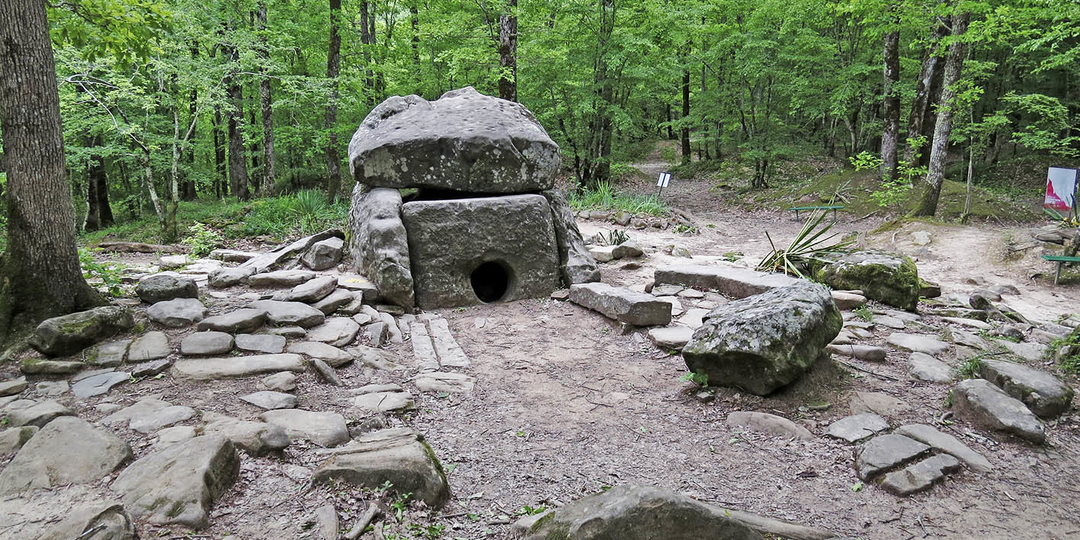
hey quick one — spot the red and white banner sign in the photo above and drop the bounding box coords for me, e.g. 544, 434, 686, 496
1045, 167, 1077, 211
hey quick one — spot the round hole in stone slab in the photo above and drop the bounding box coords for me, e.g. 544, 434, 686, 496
470, 261, 512, 303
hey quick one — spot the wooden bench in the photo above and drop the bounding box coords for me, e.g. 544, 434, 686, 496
788, 205, 844, 221
1043, 254, 1080, 285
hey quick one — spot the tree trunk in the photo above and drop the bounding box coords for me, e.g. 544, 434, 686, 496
257, 0, 276, 195
0, 0, 105, 341
360, 1, 376, 104
85, 135, 104, 231
410, 1, 422, 93
213, 105, 227, 198
911, 12, 969, 217
325, 0, 343, 202
95, 148, 114, 227
498, 0, 518, 102
182, 44, 198, 201
225, 39, 250, 201
681, 57, 691, 164
904, 10, 949, 167
881, 26, 901, 181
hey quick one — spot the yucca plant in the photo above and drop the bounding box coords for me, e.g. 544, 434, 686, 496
757, 207, 853, 278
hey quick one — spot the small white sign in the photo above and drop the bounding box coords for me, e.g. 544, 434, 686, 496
656, 172, 671, 188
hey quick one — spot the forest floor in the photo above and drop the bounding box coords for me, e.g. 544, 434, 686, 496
4, 164, 1080, 540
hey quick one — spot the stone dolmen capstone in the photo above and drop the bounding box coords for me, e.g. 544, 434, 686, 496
347, 87, 598, 310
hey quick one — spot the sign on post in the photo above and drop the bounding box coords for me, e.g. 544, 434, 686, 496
1045, 167, 1078, 212
656, 172, 671, 197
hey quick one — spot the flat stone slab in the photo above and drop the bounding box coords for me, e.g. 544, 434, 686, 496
654, 264, 801, 299
831, 291, 867, 310
249, 300, 326, 328
410, 322, 440, 371
112, 435, 239, 529
306, 317, 361, 347
909, 352, 953, 383
895, 424, 993, 472
235, 333, 287, 354
874, 315, 905, 329
71, 371, 130, 398
313, 288, 355, 314
261, 371, 297, 392
0, 426, 36, 454
943, 317, 992, 330
241, 391, 298, 410
260, 409, 349, 447
273, 275, 337, 303
881, 454, 961, 496
172, 353, 305, 380
953, 378, 1045, 443
726, 411, 812, 440
247, 269, 316, 287
287, 341, 353, 367
570, 282, 672, 326
338, 274, 379, 301
197, 308, 268, 333
102, 398, 196, 433
428, 318, 470, 367
180, 331, 235, 356
854, 433, 931, 480
648, 326, 695, 350
0, 377, 28, 397
209, 266, 257, 288
147, 298, 208, 327
86, 339, 130, 367
127, 331, 171, 362
825, 413, 889, 443
978, 359, 1073, 418
201, 411, 289, 456
849, 392, 910, 418
0, 416, 132, 494
995, 339, 1047, 362
826, 344, 887, 362
887, 333, 950, 355
210, 248, 259, 262
132, 359, 171, 377
312, 428, 451, 507
5, 400, 73, 427
19, 358, 85, 375
414, 372, 475, 393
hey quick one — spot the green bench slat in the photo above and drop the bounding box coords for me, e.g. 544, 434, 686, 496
1042, 254, 1080, 285
787, 205, 844, 211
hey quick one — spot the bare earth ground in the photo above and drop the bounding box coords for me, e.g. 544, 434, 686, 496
3, 171, 1080, 540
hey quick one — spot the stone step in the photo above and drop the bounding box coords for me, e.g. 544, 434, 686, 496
654, 264, 800, 300
569, 282, 672, 327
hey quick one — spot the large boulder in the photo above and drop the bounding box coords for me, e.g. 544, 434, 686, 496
977, 359, 1073, 418
682, 281, 842, 395
347, 186, 415, 307
814, 250, 920, 311
952, 378, 1045, 443
0, 417, 132, 494
29, 306, 135, 356
541, 189, 600, 285
348, 86, 559, 193
301, 237, 345, 271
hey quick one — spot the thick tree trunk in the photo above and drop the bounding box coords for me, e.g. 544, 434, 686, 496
904, 12, 949, 167
497, 0, 518, 102
410, 1, 422, 93
360, 1, 376, 104
85, 135, 105, 231
257, 1, 276, 195
325, 0, 343, 202
213, 105, 228, 198
0, 0, 105, 341
881, 27, 901, 181
95, 149, 114, 227
182, 44, 199, 201
225, 41, 251, 201
911, 12, 969, 217
681, 60, 691, 164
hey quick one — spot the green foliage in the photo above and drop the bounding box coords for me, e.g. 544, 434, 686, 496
758, 208, 854, 278
568, 182, 669, 217
957, 356, 983, 379
598, 229, 630, 246
516, 505, 547, 516
853, 306, 873, 322
180, 222, 222, 257
78, 248, 125, 297
679, 370, 708, 387
1048, 328, 1080, 375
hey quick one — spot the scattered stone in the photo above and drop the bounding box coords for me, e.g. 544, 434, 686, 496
825, 344, 887, 362
34, 503, 135, 540
208, 266, 257, 288
350, 345, 401, 371
414, 372, 475, 393
943, 317, 992, 330
260, 409, 349, 447
197, 308, 268, 333
307, 317, 361, 347
235, 333, 287, 354
312, 428, 451, 507
338, 274, 380, 303
261, 372, 297, 392
35, 380, 69, 396
911, 230, 932, 245
824, 413, 889, 443
831, 291, 867, 310
0, 416, 131, 494
678, 308, 709, 329
831, 331, 854, 345
887, 333, 950, 355
154, 426, 195, 449
102, 398, 196, 433
0, 426, 37, 454
172, 353, 305, 380
570, 282, 672, 327
683, 282, 841, 395
241, 390, 298, 410
269, 326, 307, 339
612, 241, 644, 259
287, 341, 353, 367
654, 264, 799, 300
5, 400, 73, 427
366, 322, 389, 346
882, 454, 961, 496
131, 359, 171, 377
895, 424, 993, 472
136, 274, 198, 303
348, 187, 415, 308
854, 434, 930, 480
379, 312, 405, 344
952, 379, 1045, 443
311, 358, 344, 386
209, 248, 259, 262
990, 284, 1021, 296
250, 300, 326, 328
313, 288, 355, 315
908, 352, 953, 383
648, 326, 695, 350
919, 280, 942, 298
351, 384, 414, 412
337, 293, 367, 316
248, 269, 316, 288
302, 237, 345, 270
127, 331, 171, 362
158, 255, 188, 269
0, 377, 28, 397
111, 435, 240, 529
428, 317, 470, 367
275, 275, 338, 304
181, 331, 235, 356
29, 306, 135, 356
201, 411, 289, 456
849, 391, 910, 417
977, 359, 1073, 418
241, 231, 342, 273
312, 504, 339, 540
816, 249, 921, 311
20, 357, 85, 375
147, 298, 208, 327
995, 339, 1047, 362
72, 371, 130, 398
726, 411, 813, 440
589, 245, 616, 263
86, 339, 130, 367
678, 288, 705, 299
875, 315, 905, 330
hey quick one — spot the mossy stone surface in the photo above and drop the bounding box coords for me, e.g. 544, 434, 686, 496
816, 249, 920, 311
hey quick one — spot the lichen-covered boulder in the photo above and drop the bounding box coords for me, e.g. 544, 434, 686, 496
348, 87, 560, 193
815, 249, 920, 311
29, 306, 135, 356
682, 281, 842, 395
541, 189, 600, 285
347, 186, 414, 308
